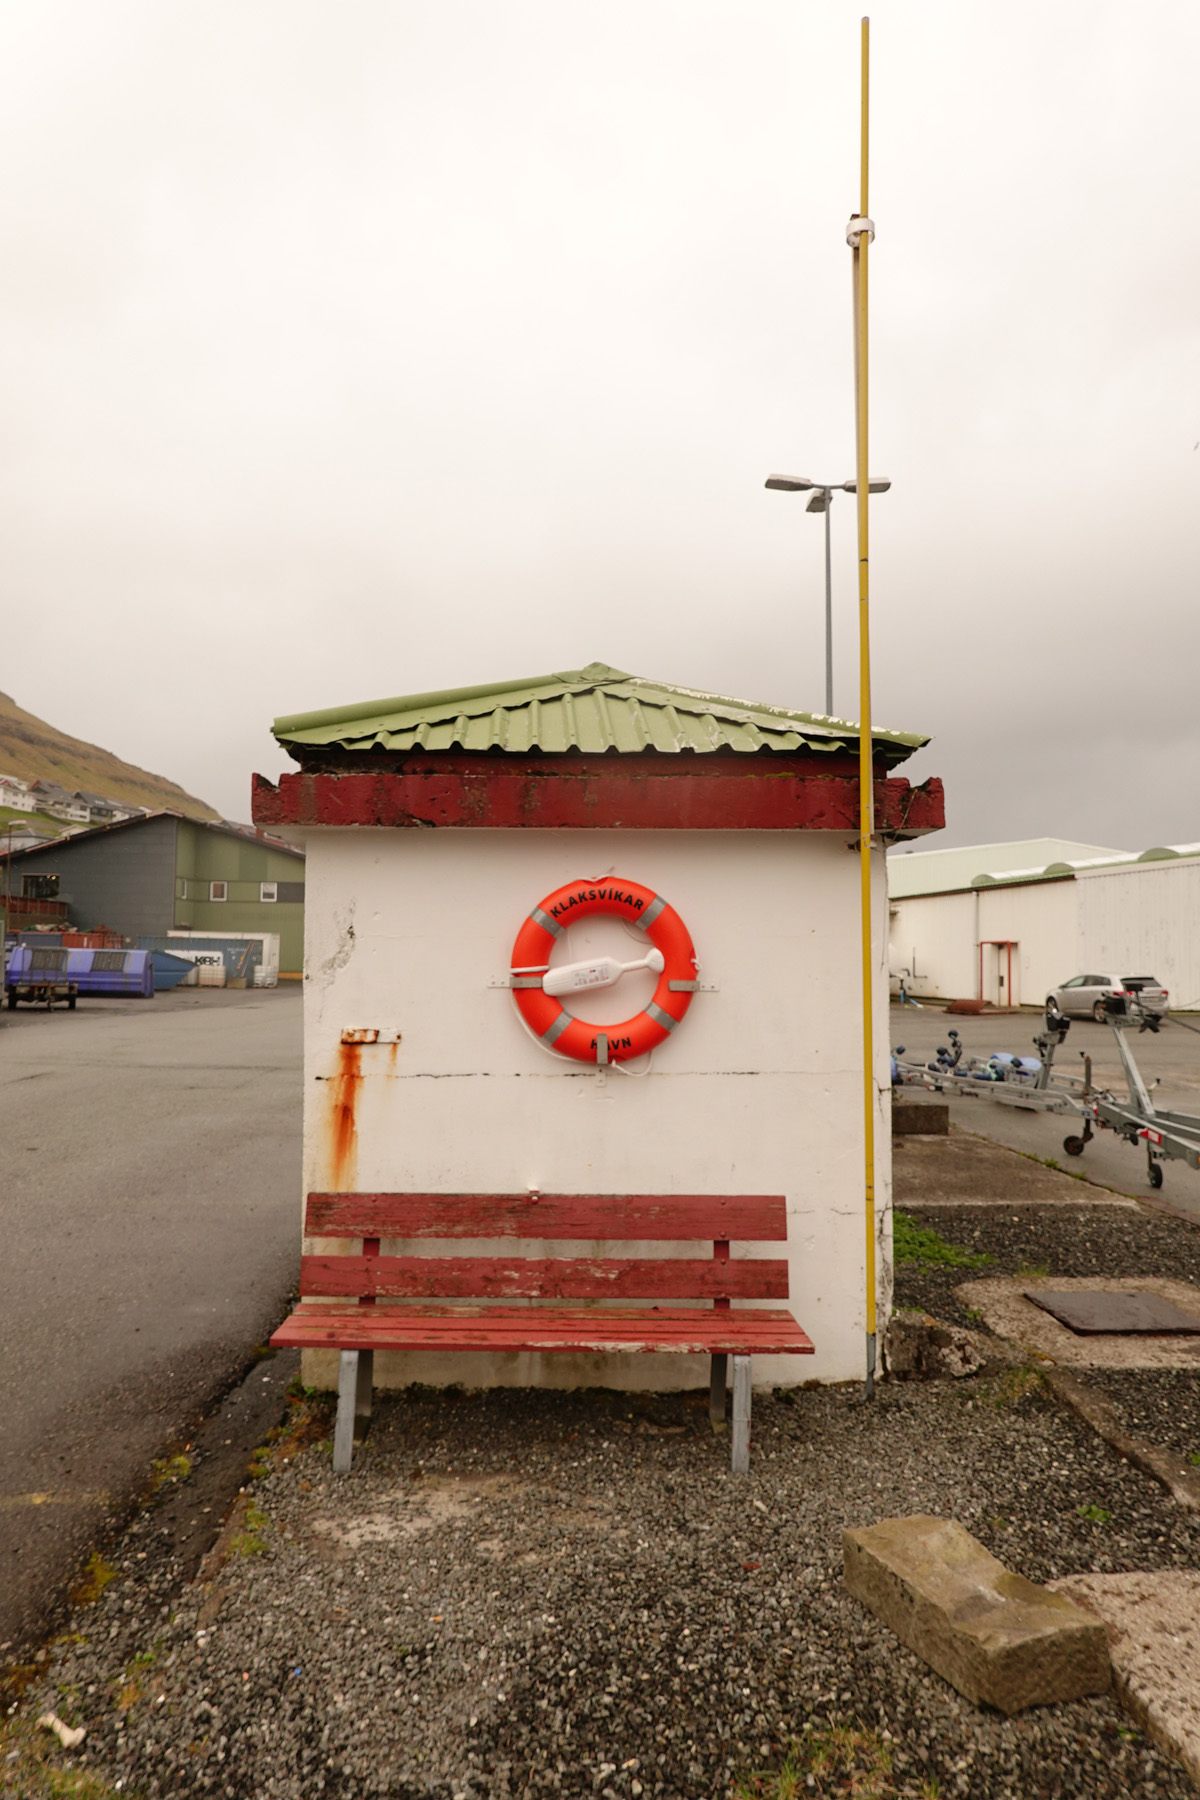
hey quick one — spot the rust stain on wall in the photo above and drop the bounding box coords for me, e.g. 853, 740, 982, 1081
327, 1040, 362, 1189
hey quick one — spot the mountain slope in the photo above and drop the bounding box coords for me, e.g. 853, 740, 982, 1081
0, 692, 219, 821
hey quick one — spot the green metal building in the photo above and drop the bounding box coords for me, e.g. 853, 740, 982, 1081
1, 811, 306, 974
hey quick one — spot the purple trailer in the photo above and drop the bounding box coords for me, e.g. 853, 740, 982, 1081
5, 943, 77, 1008
4, 944, 154, 1007
66, 947, 154, 996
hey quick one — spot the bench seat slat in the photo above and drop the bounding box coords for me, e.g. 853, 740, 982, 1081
305, 1192, 788, 1242
300, 1254, 791, 1302
271, 1304, 814, 1357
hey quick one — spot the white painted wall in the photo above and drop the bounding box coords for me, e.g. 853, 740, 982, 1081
890, 880, 1079, 1005
889, 889, 979, 999
1077, 859, 1200, 1009
298, 827, 892, 1392
889, 857, 1200, 1009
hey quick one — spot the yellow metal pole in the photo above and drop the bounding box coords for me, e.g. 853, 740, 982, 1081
851, 16, 877, 1398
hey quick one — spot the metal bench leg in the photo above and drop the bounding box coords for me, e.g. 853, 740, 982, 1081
709, 1354, 728, 1433
333, 1351, 359, 1474
731, 1356, 751, 1474
354, 1348, 374, 1441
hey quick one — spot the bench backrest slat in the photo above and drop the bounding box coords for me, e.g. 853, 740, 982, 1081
305, 1192, 787, 1242
301, 1254, 790, 1302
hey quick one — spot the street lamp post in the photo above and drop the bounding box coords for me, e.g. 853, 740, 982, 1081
764, 474, 891, 716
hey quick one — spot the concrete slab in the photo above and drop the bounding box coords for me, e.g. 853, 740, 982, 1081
894, 1128, 1139, 1209
843, 1514, 1111, 1715
955, 1276, 1200, 1368
1051, 1571, 1200, 1786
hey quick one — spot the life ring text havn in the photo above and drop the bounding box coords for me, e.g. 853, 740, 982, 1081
510, 878, 698, 1064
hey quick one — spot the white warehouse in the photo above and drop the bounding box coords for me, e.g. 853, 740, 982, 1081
887, 839, 1200, 1012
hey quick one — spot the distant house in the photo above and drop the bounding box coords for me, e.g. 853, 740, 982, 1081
0, 775, 36, 813
72, 791, 146, 824
29, 780, 90, 824
0, 824, 58, 852
0, 811, 305, 973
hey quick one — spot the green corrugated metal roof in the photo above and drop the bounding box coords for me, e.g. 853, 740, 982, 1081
272, 662, 927, 766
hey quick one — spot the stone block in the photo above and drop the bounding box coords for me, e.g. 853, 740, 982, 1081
843, 1515, 1110, 1714
892, 1101, 950, 1137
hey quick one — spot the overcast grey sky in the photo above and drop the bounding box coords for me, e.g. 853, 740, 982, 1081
3, 1, 1197, 847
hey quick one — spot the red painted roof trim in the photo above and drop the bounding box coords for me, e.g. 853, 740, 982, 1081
252, 756, 943, 836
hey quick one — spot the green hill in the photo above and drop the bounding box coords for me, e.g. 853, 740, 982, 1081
0, 692, 219, 822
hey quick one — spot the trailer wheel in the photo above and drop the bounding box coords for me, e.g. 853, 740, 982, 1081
5, 990, 16, 1009
1063, 1135, 1086, 1157
1092, 1002, 1109, 1023
67, 995, 77, 1010
1148, 1163, 1163, 1190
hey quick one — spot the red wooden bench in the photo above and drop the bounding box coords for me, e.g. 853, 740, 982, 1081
270, 1191, 813, 1474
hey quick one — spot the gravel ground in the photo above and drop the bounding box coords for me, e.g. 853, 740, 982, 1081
893, 1201, 1200, 1327
1082, 1370, 1200, 1466
10, 1376, 1200, 1800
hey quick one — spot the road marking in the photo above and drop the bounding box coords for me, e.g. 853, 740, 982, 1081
0, 1491, 112, 1510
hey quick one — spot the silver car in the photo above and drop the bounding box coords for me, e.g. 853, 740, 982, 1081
1047, 973, 1169, 1022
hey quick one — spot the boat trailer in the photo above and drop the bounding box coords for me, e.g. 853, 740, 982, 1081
893, 1001, 1200, 1190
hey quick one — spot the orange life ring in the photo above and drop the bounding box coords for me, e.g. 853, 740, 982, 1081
510, 878, 698, 1064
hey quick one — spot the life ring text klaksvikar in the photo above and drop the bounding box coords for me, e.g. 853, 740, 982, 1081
510, 878, 699, 1064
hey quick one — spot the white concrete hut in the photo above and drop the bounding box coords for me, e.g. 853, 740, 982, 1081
253, 662, 943, 1398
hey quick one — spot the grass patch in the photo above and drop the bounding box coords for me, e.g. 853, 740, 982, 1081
1077, 1504, 1112, 1524
1013, 1261, 1051, 1279
231, 1503, 271, 1558
147, 1452, 192, 1495
0, 1715, 127, 1798
68, 1555, 119, 1607
989, 1366, 1044, 1409
1187, 1451, 1200, 1468
734, 1718, 939, 1799
893, 1212, 992, 1271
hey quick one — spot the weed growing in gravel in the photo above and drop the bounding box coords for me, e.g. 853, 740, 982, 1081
68, 1555, 119, 1607
1077, 1504, 1112, 1524
1014, 1261, 1051, 1279
892, 1212, 991, 1270
231, 1503, 271, 1557
1188, 1451, 1200, 1467
733, 1718, 940, 1799
147, 1452, 191, 1494
248, 1390, 334, 1482
989, 1366, 1044, 1408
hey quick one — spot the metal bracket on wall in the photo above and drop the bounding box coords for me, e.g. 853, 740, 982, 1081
487, 975, 719, 991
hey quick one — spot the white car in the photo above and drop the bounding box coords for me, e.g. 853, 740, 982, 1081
1047, 973, 1168, 1022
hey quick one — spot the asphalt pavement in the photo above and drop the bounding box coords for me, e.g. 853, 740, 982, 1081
891, 1002, 1200, 1220
0, 984, 302, 1654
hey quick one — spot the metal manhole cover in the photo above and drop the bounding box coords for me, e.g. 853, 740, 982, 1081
1025, 1290, 1200, 1335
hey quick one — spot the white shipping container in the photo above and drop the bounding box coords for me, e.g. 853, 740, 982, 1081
167, 930, 280, 986
165, 948, 227, 987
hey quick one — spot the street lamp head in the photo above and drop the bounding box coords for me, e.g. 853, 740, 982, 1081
805, 490, 830, 513
764, 475, 815, 491
840, 478, 892, 493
